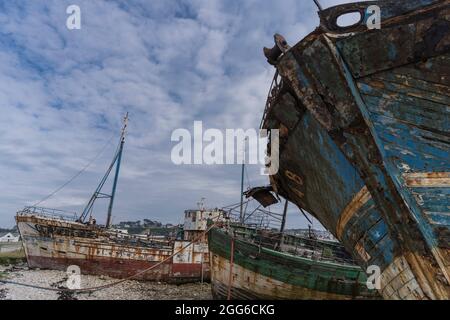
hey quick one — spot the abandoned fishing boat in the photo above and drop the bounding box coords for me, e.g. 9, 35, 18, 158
16, 114, 224, 283
208, 199, 379, 300
261, 0, 449, 299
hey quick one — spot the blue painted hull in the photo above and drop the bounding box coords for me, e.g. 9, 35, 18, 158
263, 0, 449, 299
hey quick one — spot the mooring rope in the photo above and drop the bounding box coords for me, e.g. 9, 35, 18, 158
0, 221, 220, 293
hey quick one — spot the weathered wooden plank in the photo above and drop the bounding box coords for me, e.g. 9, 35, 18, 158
277, 49, 338, 131
336, 186, 371, 239
337, 23, 416, 78
404, 173, 450, 187
426, 212, 450, 226
364, 219, 389, 250
368, 233, 395, 271
369, 113, 449, 171
271, 92, 302, 130
371, 70, 450, 98
361, 78, 450, 107
391, 54, 450, 85
358, 89, 449, 134
410, 187, 450, 210
409, 186, 450, 227
336, 4, 450, 78
342, 202, 383, 247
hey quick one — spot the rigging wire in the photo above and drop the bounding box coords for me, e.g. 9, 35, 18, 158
78, 138, 123, 222
32, 133, 117, 207
299, 206, 313, 225
313, 0, 323, 11
221, 199, 252, 210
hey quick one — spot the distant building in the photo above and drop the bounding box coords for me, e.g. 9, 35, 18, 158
0, 232, 20, 242
111, 228, 128, 235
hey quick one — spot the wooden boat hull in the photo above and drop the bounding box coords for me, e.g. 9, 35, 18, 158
262, 0, 450, 299
16, 214, 209, 283
208, 227, 379, 300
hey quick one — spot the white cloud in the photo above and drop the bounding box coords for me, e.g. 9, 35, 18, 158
0, 0, 356, 228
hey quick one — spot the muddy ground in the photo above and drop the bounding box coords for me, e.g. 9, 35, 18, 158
0, 264, 212, 300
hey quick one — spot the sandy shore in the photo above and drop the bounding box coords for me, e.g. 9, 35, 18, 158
0, 264, 212, 300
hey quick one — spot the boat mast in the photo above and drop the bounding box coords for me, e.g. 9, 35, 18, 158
239, 163, 245, 224
106, 112, 128, 228
275, 199, 289, 250
239, 138, 247, 224
279, 199, 288, 233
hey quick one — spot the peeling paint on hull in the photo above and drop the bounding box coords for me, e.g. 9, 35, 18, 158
208, 226, 379, 300
25, 255, 204, 282
210, 254, 358, 300
262, 0, 450, 299
16, 214, 210, 283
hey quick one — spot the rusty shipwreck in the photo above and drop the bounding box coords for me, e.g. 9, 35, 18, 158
16, 114, 224, 283
261, 0, 449, 299
208, 196, 380, 300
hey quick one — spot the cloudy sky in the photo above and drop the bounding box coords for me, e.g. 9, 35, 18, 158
0, 0, 362, 228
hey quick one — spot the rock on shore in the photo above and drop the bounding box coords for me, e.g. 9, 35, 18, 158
0, 265, 212, 300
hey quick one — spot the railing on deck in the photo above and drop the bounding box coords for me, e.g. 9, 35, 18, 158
231, 224, 356, 266
229, 211, 281, 231
260, 70, 282, 129
17, 206, 79, 221
221, 205, 356, 266
223, 199, 283, 231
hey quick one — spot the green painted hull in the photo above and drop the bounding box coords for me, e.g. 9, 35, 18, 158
208, 226, 380, 299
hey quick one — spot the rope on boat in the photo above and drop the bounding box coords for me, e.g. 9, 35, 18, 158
0, 221, 220, 293
32, 133, 116, 207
